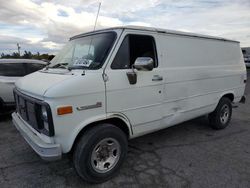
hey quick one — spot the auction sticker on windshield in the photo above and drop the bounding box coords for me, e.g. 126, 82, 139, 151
74, 58, 93, 67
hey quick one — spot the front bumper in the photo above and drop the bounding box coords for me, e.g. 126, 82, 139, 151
12, 112, 61, 161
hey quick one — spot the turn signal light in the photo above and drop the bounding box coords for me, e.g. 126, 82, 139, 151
57, 106, 73, 115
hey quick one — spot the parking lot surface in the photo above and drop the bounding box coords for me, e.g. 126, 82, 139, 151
0, 71, 250, 188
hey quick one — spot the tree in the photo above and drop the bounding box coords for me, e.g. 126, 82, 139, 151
0, 51, 54, 60
23, 51, 32, 59
11, 52, 20, 58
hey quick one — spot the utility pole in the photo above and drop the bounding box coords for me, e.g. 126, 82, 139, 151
17, 43, 21, 56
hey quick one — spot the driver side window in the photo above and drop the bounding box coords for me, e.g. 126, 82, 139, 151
111, 34, 158, 69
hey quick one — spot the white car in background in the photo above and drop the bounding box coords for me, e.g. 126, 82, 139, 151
0, 59, 47, 113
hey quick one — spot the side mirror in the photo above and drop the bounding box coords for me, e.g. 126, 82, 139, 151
134, 57, 154, 71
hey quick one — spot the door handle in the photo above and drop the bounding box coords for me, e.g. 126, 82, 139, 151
152, 75, 163, 81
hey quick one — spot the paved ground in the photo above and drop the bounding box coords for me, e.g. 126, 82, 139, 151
0, 71, 250, 188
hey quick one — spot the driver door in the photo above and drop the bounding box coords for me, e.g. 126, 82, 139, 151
105, 31, 164, 136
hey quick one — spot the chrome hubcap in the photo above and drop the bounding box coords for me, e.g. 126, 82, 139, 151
91, 138, 121, 173
220, 104, 230, 124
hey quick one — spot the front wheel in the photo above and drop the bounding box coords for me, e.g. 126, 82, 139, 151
73, 124, 128, 183
209, 97, 232, 130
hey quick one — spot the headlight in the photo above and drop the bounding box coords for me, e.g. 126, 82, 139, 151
43, 121, 49, 132
41, 105, 49, 131
41, 106, 48, 121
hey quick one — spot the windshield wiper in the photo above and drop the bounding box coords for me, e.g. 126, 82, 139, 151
49, 63, 69, 70
68, 65, 90, 70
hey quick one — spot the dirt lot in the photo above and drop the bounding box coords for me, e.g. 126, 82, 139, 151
0, 71, 250, 188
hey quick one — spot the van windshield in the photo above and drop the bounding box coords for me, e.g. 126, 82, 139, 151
49, 32, 116, 70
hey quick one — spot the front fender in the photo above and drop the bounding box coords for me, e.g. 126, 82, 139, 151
57, 112, 132, 153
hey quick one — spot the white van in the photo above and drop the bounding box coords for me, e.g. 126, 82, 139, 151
12, 26, 246, 183
0, 59, 47, 113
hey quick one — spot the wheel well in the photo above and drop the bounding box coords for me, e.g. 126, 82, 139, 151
70, 117, 130, 153
222, 93, 234, 102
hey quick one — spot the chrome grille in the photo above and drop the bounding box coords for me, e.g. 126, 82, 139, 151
13, 88, 55, 136
14, 90, 40, 131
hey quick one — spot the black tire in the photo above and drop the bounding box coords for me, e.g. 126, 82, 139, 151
73, 124, 128, 183
209, 97, 232, 130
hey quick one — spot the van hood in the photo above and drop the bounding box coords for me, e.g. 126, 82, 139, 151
15, 70, 76, 97
15, 69, 105, 99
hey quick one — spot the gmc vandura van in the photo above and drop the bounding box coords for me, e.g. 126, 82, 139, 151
12, 26, 246, 183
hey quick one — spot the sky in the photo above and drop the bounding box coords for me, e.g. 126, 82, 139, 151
0, 0, 250, 55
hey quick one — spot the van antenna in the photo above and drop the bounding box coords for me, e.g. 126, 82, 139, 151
82, 1, 102, 76
93, 2, 102, 31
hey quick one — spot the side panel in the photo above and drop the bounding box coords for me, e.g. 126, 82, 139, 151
158, 34, 246, 128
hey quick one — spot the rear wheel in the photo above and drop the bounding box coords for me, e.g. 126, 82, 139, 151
209, 97, 232, 130
73, 124, 128, 183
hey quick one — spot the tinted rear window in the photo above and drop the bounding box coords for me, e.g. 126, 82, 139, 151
0, 63, 26, 76
25, 63, 46, 74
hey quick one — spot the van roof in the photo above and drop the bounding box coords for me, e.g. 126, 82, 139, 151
71, 25, 239, 43
0, 59, 47, 64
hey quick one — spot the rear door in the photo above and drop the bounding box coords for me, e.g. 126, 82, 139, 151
105, 30, 164, 135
